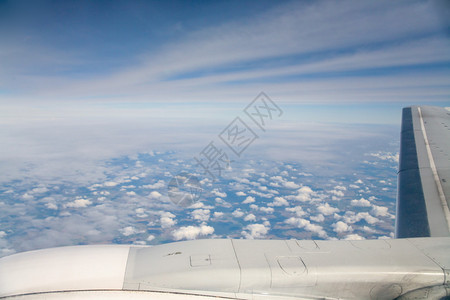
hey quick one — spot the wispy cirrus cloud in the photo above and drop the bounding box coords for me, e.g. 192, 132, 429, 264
0, 0, 448, 105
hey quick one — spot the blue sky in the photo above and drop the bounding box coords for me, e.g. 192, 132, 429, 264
0, 0, 449, 124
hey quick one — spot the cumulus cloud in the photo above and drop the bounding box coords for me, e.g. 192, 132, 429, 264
283, 181, 300, 189
31, 187, 49, 194
371, 205, 390, 217
285, 217, 327, 238
172, 225, 214, 240
270, 196, 289, 206
343, 212, 379, 225
287, 186, 315, 202
317, 203, 339, 215
65, 198, 92, 208
242, 224, 269, 239
22, 193, 34, 200
250, 204, 259, 210
334, 185, 347, 191
285, 206, 306, 217
45, 202, 58, 210
248, 189, 274, 198
149, 191, 162, 199
244, 214, 256, 222
243, 196, 255, 204
236, 191, 246, 196
369, 152, 399, 163
332, 221, 353, 233
191, 209, 210, 222
104, 181, 119, 187
211, 189, 227, 198
120, 226, 143, 236
232, 209, 245, 218
135, 208, 148, 218
143, 180, 165, 189
344, 234, 365, 240
215, 197, 232, 208
310, 214, 324, 222
328, 189, 344, 198
213, 212, 224, 218
362, 226, 378, 234
160, 212, 177, 228
259, 207, 274, 214
351, 197, 371, 207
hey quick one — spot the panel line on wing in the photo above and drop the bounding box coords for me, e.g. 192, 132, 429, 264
418, 107, 450, 232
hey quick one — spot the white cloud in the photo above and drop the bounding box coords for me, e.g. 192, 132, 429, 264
213, 212, 224, 218
244, 214, 256, 222
45, 202, 58, 210
343, 212, 379, 225
236, 191, 246, 196
362, 226, 378, 234
298, 172, 312, 177
120, 226, 143, 236
260, 207, 274, 214
242, 224, 269, 239
271, 196, 289, 206
104, 181, 119, 187
334, 185, 347, 191
211, 189, 227, 198
0, 231, 6, 238
351, 197, 371, 207
283, 181, 300, 189
328, 189, 344, 197
147, 234, 155, 241
188, 202, 213, 209
215, 198, 232, 208
65, 198, 92, 208
243, 196, 255, 204
332, 221, 353, 233
317, 203, 339, 216
288, 186, 315, 202
344, 234, 365, 240
232, 209, 245, 218
371, 205, 390, 217
172, 225, 214, 240
191, 209, 210, 222
285, 206, 306, 217
22, 193, 34, 200
160, 212, 177, 228
135, 208, 148, 218
143, 180, 165, 189
310, 214, 324, 222
285, 217, 327, 238
369, 152, 399, 163
31, 187, 49, 194
248, 189, 273, 198
149, 191, 162, 199
126, 191, 137, 196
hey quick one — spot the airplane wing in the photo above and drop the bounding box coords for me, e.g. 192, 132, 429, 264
1, 106, 450, 300
396, 106, 450, 238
